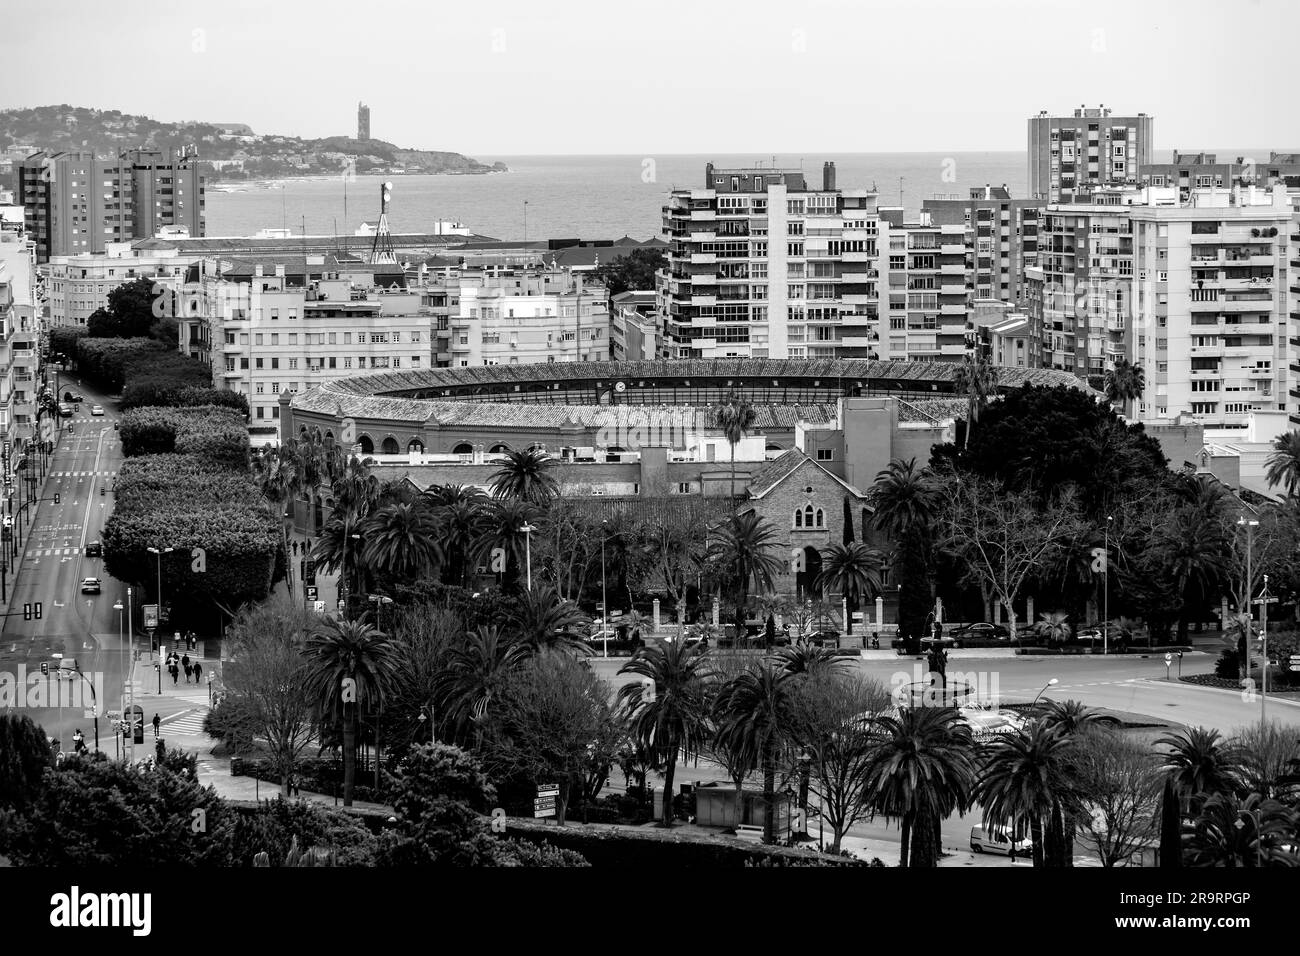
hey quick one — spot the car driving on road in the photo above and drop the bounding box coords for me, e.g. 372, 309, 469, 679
80, 578, 101, 594
58, 403, 73, 417
90, 405, 104, 416
84, 540, 102, 557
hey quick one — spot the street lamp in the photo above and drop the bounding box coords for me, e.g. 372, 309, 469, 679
600, 519, 610, 658
519, 522, 537, 590
340, 530, 362, 618
1032, 678, 1059, 709
147, 545, 174, 643
1103, 515, 1112, 655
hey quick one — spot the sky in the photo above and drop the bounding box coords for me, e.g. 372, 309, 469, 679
2, 0, 1297, 158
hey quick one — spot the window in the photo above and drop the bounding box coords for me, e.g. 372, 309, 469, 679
676, 482, 692, 494
271, 382, 280, 394
815, 449, 834, 461
255, 383, 264, 395
270, 358, 279, 369
255, 358, 263, 369
270, 333, 279, 345
794, 504, 826, 529
288, 358, 298, 370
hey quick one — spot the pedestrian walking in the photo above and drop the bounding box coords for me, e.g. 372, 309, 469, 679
181, 654, 191, 682
193, 662, 203, 684
290, 772, 301, 798
170, 664, 179, 686
183, 661, 193, 683
72, 729, 85, 753
152, 713, 161, 738
292, 540, 299, 556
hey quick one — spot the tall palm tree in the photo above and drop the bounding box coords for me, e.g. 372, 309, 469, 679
1103, 359, 1145, 418
301, 617, 403, 806
617, 641, 713, 827
1264, 430, 1300, 499
488, 448, 560, 506
714, 394, 757, 509
870, 458, 943, 644
1158, 727, 1242, 810
863, 706, 977, 867
952, 355, 999, 448
473, 498, 538, 591
509, 585, 592, 655
1154, 508, 1231, 641
707, 511, 785, 648
361, 501, 442, 582
433, 624, 531, 741
977, 722, 1080, 868
433, 497, 491, 588
713, 660, 799, 843
816, 542, 887, 636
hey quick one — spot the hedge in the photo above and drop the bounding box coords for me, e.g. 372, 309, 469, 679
114, 454, 264, 513
75, 337, 165, 391
120, 405, 250, 468
48, 326, 87, 361
122, 383, 248, 416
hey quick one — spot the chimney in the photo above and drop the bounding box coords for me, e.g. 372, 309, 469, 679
705, 162, 714, 188
823, 161, 836, 192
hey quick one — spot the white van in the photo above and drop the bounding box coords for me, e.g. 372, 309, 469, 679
970, 825, 1033, 857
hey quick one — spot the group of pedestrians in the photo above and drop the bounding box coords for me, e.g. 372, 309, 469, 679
164, 650, 203, 687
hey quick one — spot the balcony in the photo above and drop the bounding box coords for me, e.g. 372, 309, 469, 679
1190, 345, 1224, 358
689, 232, 716, 243
689, 253, 717, 265
940, 243, 965, 256
1248, 368, 1275, 379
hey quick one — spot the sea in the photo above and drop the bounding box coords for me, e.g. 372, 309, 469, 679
203, 152, 1029, 243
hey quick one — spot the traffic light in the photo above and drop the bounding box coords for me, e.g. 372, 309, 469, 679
40, 662, 48, 676
34, 602, 42, 620
23, 602, 31, 621
53, 493, 60, 504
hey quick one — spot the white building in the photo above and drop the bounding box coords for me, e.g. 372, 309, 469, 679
44, 243, 196, 326
0, 230, 42, 461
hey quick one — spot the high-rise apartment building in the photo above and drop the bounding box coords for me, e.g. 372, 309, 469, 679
658, 162, 881, 360
17, 149, 205, 262
922, 185, 1042, 308
1129, 184, 1295, 430
0, 228, 42, 457
877, 209, 967, 362
1028, 107, 1153, 203
358, 102, 371, 140
1141, 151, 1300, 201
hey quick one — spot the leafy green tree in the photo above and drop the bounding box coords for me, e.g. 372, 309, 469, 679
617, 641, 712, 827
0, 756, 235, 865
0, 713, 54, 811
489, 448, 559, 505
302, 618, 403, 806
864, 706, 977, 867
589, 247, 666, 296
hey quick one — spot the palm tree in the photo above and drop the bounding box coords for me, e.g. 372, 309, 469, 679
510, 585, 592, 655
617, 641, 713, 827
863, 706, 977, 867
301, 617, 403, 806
1154, 509, 1231, 641
1103, 359, 1145, 417
1264, 430, 1300, 499
1184, 792, 1299, 867
870, 458, 942, 539
715, 394, 757, 509
707, 512, 786, 648
952, 355, 999, 448
977, 722, 1080, 867
816, 542, 886, 637
361, 501, 442, 582
431, 497, 491, 588
1031, 611, 1073, 647
713, 660, 799, 843
473, 498, 538, 591
488, 448, 560, 506
771, 639, 843, 678
1158, 727, 1242, 810
433, 624, 531, 741
1035, 698, 1102, 735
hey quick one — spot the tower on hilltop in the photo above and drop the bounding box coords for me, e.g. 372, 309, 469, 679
357, 101, 371, 141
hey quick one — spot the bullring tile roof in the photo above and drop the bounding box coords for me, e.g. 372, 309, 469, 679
313, 359, 1094, 399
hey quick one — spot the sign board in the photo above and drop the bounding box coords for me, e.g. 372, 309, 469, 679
537, 783, 559, 797
314, 601, 326, 613
1165, 653, 1172, 663
533, 797, 556, 818
305, 585, 318, 601
1290, 655, 1300, 671
106, 710, 120, 722
142, 604, 159, 629
1252, 597, 1279, 604
852, 612, 865, 622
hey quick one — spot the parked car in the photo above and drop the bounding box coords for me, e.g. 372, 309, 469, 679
801, 629, 840, 648
970, 825, 1033, 857
90, 405, 104, 416
951, 622, 1011, 640
84, 540, 102, 557
80, 577, 101, 594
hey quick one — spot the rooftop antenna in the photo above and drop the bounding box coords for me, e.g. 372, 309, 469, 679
899, 177, 904, 208
369, 181, 396, 264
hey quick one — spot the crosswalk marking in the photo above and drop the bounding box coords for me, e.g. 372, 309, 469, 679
49, 471, 116, 478
24, 547, 97, 557
162, 709, 209, 737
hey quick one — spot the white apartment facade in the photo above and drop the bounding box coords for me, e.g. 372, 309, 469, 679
658, 162, 882, 360
0, 231, 43, 461
44, 243, 195, 326
877, 212, 967, 362
1130, 184, 1296, 431
450, 268, 608, 367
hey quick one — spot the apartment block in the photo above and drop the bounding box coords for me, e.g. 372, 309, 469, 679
449, 268, 609, 367
658, 162, 882, 360
44, 243, 196, 326
178, 256, 427, 436
877, 209, 967, 362
0, 230, 43, 458
1141, 151, 1300, 201
922, 185, 1042, 308
1130, 185, 1295, 431
1028, 107, 1153, 203
610, 290, 658, 361
18, 148, 205, 262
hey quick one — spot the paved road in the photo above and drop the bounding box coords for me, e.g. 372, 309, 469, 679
0, 379, 127, 751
